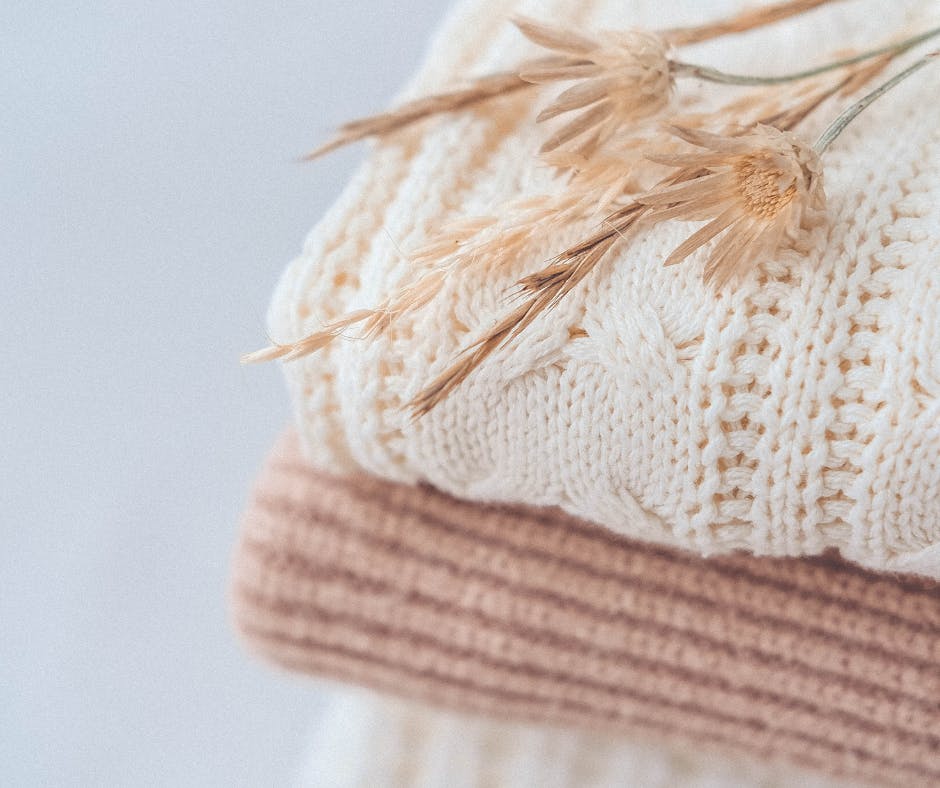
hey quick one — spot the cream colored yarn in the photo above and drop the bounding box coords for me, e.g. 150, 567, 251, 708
300, 689, 849, 788
267, 0, 940, 578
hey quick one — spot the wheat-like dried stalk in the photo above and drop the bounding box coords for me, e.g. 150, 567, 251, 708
241, 218, 493, 363
249, 2, 940, 424
303, 67, 544, 160
662, 0, 843, 47
245, 142, 650, 364
404, 56, 897, 416
303, 0, 848, 160
408, 228, 626, 417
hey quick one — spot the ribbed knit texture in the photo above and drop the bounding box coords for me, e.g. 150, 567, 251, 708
231, 431, 940, 788
267, 0, 940, 577
299, 689, 849, 788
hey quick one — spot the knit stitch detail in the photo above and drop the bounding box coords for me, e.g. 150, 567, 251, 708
231, 431, 940, 787
267, 0, 940, 577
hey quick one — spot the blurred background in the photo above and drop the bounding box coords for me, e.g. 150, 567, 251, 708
1, 2, 450, 784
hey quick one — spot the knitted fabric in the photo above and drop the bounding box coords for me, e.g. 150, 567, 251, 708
231, 431, 940, 788
266, 0, 940, 578
299, 689, 849, 788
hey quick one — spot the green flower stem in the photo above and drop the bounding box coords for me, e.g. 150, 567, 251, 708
671, 25, 940, 86
814, 51, 938, 153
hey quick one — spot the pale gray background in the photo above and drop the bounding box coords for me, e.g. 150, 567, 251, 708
1, 2, 450, 785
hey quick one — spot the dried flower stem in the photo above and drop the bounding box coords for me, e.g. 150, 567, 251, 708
760, 58, 882, 130
814, 51, 940, 152
253, 0, 934, 423
405, 61, 879, 416
671, 25, 940, 86
240, 309, 376, 364
241, 235, 466, 364
304, 0, 847, 159
409, 228, 626, 418
513, 14, 937, 156
662, 0, 843, 46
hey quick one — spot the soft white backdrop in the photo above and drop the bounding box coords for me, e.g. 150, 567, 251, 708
1, 2, 450, 785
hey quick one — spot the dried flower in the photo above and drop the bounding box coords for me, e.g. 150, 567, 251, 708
638, 125, 824, 288
245, 144, 647, 366
302, 0, 846, 159
514, 16, 940, 157
515, 17, 672, 154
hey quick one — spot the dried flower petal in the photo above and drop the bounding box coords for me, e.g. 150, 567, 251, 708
511, 17, 596, 56
638, 125, 825, 288
300, 0, 846, 159
515, 17, 673, 153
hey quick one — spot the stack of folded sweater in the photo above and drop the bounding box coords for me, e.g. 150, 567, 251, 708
231, 0, 940, 784
233, 433, 939, 786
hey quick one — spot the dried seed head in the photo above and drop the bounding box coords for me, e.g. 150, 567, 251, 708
734, 156, 799, 218
639, 125, 825, 288
592, 29, 672, 101
515, 18, 672, 153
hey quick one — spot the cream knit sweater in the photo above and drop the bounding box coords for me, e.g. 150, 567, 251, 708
266, 0, 940, 577
300, 690, 848, 788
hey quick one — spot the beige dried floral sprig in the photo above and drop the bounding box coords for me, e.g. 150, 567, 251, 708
308, 6, 938, 163
405, 59, 904, 397
246, 30, 935, 368
514, 18, 672, 155
304, 68, 538, 161
407, 51, 938, 416
243, 148, 648, 364
245, 3, 939, 427
303, 0, 844, 160
638, 125, 825, 289
517, 19, 940, 155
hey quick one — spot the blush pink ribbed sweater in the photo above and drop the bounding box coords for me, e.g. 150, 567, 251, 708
231, 431, 940, 788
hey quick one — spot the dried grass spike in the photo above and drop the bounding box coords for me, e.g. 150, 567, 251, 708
241, 309, 376, 364
663, 0, 843, 47
409, 208, 646, 417
303, 68, 536, 160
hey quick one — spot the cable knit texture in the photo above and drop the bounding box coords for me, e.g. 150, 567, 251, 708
231, 431, 940, 788
267, 0, 940, 576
